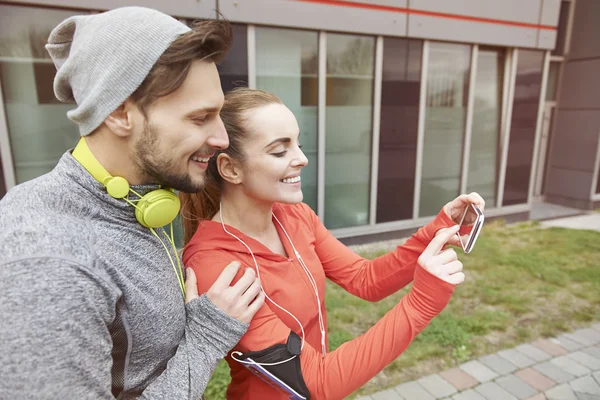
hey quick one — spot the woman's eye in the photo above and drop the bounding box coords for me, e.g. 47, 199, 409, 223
272, 151, 288, 158
193, 116, 208, 125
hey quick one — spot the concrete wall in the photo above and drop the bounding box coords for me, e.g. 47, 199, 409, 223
545, 0, 600, 209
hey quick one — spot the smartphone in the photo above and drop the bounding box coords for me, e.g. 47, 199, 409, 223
458, 203, 484, 253
241, 357, 308, 400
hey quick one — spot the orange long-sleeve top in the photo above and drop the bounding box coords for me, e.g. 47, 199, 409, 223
183, 203, 457, 400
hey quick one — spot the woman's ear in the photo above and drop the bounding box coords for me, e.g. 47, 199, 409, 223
103, 99, 139, 138
217, 153, 243, 185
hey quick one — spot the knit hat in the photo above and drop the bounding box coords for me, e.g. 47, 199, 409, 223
46, 7, 191, 136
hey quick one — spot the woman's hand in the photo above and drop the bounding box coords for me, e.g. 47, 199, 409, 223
440, 192, 485, 247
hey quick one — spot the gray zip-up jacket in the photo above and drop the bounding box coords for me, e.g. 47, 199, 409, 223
0, 151, 247, 399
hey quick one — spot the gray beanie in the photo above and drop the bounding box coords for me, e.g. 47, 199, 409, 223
46, 7, 191, 136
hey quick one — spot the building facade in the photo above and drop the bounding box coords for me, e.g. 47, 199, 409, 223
1, 0, 599, 243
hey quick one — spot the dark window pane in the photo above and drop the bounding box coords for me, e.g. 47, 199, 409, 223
546, 62, 560, 101
552, 1, 570, 56
218, 24, 248, 92
503, 50, 544, 206
376, 38, 422, 223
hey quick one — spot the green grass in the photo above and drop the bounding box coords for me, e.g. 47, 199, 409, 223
204, 220, 600, 399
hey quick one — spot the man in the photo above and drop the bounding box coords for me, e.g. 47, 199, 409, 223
0, 7, 264, 399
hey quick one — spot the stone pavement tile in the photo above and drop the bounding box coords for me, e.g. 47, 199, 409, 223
533, 339, 569, 357
371, 389, 402, 400
451, 389, 486, 400
545, 383, 577, 400
594, 371, 600, 385
525, 394, 547, 400
582, 347, 600, 362
570, 376, 600, 396
356, 396, 375, 400
394, 381, 435, 400
534, 362, 576, 383
460, 360, 499, 383
517, 344, 553, 362
552, 336, 585, 351
440, 368, 479, 391
567, 351, 600, 371
418, 374, 458, 398
573, 393, 600, 400
516, 368, 557, 391
479, 354, 518, 375
551, 356, 592, 377
474, 382, 518, 400
568, 330, 599, 346
592, 324, 600, 333
499, 349, 537, 368
496, 374, 538, 399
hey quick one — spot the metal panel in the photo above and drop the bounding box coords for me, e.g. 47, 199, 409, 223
0, 75, 16, 191
247, 25, 256, 89
410, 0, 542, 24
568, 0, 600, 60
408, 14, 538, 48
317, 31, 326, 219
460, 45, 478, 195
219, 0, 407, 37
344, 0, 407, 6
539, 0, 562, 25
369, 36, 384, 225
559, 59, 600, 109
412, 40, 429, 219
538, 29, 558, 49
528, 51, 551, 205
550, 110, 600, 171
1, 0, 218, 18
591, 128, 600, 198
544, 168, 595, 199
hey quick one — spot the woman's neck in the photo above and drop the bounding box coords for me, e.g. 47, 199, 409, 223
215, 190, 276, 240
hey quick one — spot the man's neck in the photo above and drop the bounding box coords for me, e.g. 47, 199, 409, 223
85, 130, 144, 185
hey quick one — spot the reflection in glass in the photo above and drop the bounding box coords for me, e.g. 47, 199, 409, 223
420, 43, 471, 217
325, 33, 374, 229
503, 50, 544, 206
256, 27, 318, 211
377, 38, 422, 223
0, 5, 80, 184
218, 24, 248, 92
467, 48, 504, 209
546, 62, 559, 102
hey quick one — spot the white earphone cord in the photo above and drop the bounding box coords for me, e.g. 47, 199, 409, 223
219, 203, 326, 368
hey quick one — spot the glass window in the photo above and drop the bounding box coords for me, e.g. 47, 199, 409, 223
0, 5, 80, 184
503, 50, 544, 206
546, 62, 560, 102
420, 43, 471, 217
255, 27, 318, 212
218, 24, 248, 92
552, 1, 570, 57
466, 48, 505, 209
325, 34, 375, 229
376, 38, 422, 223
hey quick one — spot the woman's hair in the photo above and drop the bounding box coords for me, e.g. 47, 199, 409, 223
179, 87, 283, 245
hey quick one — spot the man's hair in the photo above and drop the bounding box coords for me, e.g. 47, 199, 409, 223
130, 19, 233, 115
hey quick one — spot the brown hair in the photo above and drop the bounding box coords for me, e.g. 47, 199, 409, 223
130, 19, 233, 116
179, 87, 283, 245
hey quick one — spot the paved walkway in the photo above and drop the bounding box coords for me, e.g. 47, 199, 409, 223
358, 324, 600, 400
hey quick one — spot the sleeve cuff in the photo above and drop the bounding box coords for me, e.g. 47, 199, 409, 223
186, 294, 249, 353
411, 266, 456, 317
422, 209, 456, 241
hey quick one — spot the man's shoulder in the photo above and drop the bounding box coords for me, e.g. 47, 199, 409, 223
0, 173, 96, 265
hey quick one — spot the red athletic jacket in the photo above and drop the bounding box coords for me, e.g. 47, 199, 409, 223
183, 203, 456, 399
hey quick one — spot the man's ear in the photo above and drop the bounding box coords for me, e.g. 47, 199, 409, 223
217, 153, 242, 185
103, 99, 139, 138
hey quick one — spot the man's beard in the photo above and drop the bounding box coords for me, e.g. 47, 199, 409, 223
132, 122, 205, 193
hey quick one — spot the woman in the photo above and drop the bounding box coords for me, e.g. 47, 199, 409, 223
180, 88, 484, 400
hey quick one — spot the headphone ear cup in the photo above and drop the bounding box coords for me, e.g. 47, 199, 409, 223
135, 189, 181, 228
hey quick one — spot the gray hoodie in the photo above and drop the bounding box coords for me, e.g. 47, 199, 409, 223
0, 151, 247, 399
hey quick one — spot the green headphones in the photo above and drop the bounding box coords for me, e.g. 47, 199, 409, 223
72, 138, 181, 229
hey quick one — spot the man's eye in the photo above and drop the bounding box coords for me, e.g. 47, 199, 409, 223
272, 151, 288, 158
193, 117, 208, 124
